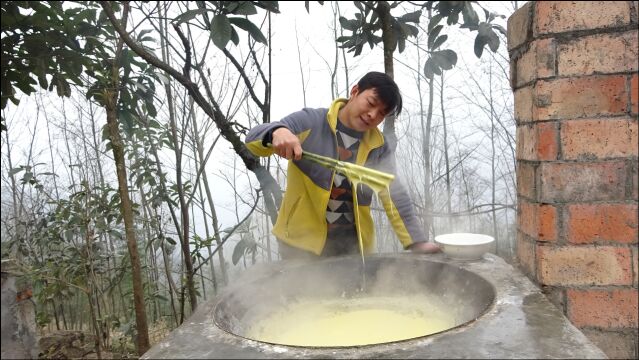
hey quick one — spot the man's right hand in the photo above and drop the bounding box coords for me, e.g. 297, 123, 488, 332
272, 127, 303, 160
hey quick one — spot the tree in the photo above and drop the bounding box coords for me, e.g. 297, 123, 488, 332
336, 1, 506, 147
0, 1, 106, 130
100, 1, 283, 225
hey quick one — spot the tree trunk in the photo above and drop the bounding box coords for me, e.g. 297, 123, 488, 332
489, 62, 499, 249
157, 2, 197, 312
101, 5, 150, 352
104, 101, 150, 354
377, 1, 398, 150
422, 14, 435, 240
440, 74, 452, 232
189, 99, 227, 286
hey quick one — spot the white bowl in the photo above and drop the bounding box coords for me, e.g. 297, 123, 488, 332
434, 233, 495, 260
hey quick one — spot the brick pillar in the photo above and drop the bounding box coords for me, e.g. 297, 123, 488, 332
508, 1, 638, 358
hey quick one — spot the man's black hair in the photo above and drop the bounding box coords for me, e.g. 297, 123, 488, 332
356, 71, 403, 116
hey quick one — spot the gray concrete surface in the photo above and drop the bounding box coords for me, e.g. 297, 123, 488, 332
142, 253, 607, 359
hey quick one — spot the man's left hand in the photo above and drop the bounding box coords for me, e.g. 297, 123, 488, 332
409, 242, 441, 254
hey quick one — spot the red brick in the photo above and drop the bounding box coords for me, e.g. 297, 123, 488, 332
631, 74, 638, 115
514, 86, 533, 122
538, 246, 633, 285
538, 204, 557, 241
537, 122, 558, 161
516, 44, 536, 87
561, 118, 639, 160
516, 123, 558, 161
567, 204, 638, 244
567, 289, 638, 328
519, 200, 537, 238
558, 31, 639, 76
519, 201, 558, 242
516, 232, 536, 277
507, 2, 533, 51
535, 1, 631, 36
632, 160, 638, 200
535, 38, 556, 79
534, 76, 627, 121
515, 39, 557, 88
517, 162, 536, 200
539, 162, 627, 202
516, 125, 536, 160
633, 246, 638, 287
581, 329, 638, 360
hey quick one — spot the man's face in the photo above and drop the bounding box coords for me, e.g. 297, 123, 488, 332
340, 86, 388, 132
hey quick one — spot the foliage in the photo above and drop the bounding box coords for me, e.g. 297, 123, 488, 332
231, 216, 257, 266
336, 1, 507, 78
173, 1, 280, 49
0, 1, 107, 110
337, 1, 421, 56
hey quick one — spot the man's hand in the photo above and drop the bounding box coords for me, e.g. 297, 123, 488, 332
409, 242, 441, 254
272, 127, 303, 160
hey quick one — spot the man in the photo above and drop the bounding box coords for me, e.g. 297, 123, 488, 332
245, 71, 439, 259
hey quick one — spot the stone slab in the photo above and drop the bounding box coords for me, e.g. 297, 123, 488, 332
142, 253, 607, 359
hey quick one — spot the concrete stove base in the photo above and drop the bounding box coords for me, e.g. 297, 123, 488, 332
142, 253, 607, 359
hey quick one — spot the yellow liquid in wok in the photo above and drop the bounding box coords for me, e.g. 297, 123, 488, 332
247, 295, 454, 347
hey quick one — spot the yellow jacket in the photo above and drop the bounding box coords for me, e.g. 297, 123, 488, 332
245, 99, 426, 255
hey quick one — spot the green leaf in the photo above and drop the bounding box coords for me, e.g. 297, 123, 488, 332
399, 10, 421, 24
339, 16, 359, 31
486, 28, 500, 52
211, 14, 232, 49
230, 27, 240, 45
492, 24, 507, 36
431, 34, 447, 50
428, 24, 443, 39
174, 8, 210, 24
478, 22, 491, 38
232, 238, 247, 265
462, 2, 479, 26
432, 49, 457, 70
447, 11, 459, 25
146, 102, 157, 118
424, 58, 435, 79
136, 29, 153, 42
397, 36, 405, 53
22, 171, 33, 183
254, 1, 280, 13
428, 13, 443, 32
9, 167, 24, 177
398, 23, 418, 37
427, 25, 443, 49
474, 35, 485, 58
336, 35, 350, 43
228, 17, 267, 44
232, 2, 258, 15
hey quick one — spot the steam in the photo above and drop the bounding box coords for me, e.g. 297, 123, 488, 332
214, 255, 495, 347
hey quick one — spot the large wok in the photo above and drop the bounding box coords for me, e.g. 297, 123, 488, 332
214, 255, 495, 347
